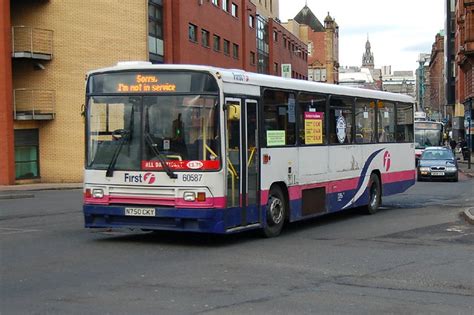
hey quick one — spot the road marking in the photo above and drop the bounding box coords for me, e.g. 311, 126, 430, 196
0, 227, 42, 235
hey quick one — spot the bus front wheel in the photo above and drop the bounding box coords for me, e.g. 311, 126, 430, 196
365, 174, 381, 215
262, 186, 286, 237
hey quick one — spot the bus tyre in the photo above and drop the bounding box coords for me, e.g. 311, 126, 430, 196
365, 174, 381, 215
262, 186, 286, 238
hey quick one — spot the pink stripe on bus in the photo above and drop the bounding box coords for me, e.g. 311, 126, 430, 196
381, 170, 415, 183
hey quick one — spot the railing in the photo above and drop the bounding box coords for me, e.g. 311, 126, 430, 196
12, 26, 53, 59
13, 89, 55, 120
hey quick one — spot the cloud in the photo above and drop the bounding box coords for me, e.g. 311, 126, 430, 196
339, 24, 406, 36
402, 42, 434, 53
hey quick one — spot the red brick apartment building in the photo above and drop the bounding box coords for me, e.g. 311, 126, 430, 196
0, 0, 308, 184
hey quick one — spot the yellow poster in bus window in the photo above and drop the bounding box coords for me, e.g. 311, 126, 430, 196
304, 112, 323, 144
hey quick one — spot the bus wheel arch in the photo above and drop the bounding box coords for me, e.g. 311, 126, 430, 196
262, 182, 288, 237
365, 171, 381, 215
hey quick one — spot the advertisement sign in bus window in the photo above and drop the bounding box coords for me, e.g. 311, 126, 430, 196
267, 130, 286, 146
304, 112, 324, 144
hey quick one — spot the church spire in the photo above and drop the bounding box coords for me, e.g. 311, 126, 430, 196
362, 35, 374, 69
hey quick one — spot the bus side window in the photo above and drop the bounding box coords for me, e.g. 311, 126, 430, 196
329, 97, 353, 144
297, 93, 326, 145
396, 102, 414, 142
263, 89, 296, 146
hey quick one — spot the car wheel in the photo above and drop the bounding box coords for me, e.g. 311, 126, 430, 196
262, 185, 286, 238
365, 174, 381, 215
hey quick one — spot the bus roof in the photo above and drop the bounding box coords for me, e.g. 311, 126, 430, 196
87, 62, 415, 104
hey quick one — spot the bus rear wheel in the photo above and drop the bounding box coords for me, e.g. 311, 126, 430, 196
365, 174, 381, 215
262, 186, 286, 238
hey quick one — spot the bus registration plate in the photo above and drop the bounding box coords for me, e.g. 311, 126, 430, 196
125, 207, 156, 217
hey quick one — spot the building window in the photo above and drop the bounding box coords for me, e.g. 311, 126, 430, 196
249, 15, 254, 28
308, 41, 313, 56
213, 34, 221, 51
250, 51, 256, 65
202, 29, 210, 47
188, 23, 198, 42
223, 39, 230, 55
148, 0, 164, 63
232, 43, 239, 59
283, 37, 287, 48
273, 30, 278, 42
14, 129, 39, 179
256, 15, 269, 74
212, 0, 219, 6
222, 0, 229, 12
231, 3, 238, 17
274, 62, 278, 75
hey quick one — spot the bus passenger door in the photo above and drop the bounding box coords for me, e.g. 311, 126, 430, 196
225, 98, 259, 228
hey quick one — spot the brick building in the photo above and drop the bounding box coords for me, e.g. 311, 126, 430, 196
282, 6, 339, 84
0, 0, 308, 184
454, 0, 474, 146
429, 32, 446, 121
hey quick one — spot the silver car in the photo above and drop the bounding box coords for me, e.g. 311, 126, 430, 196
417, 147, 459, 182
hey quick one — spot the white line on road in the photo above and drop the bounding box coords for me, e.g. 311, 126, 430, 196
0, 227, 42, 235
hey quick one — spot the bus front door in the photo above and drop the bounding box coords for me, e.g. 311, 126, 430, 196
225, 98, 259, 230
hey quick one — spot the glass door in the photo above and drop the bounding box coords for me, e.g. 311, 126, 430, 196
225, 98, 259, 227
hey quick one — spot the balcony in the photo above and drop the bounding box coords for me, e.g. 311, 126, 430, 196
12, 26, 53, 60
14, 89, 55, 120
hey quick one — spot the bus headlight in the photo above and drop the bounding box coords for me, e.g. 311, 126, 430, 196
92, 188, 104, 198
183, 192, 196, 202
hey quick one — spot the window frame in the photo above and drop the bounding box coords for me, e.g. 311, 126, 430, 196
213, 34, 221, 52
262, 88, 297, 148
232, 43, 239, 59
14, 129, 40, 180
354, 98, 376, 144
231, 3, 238, 17
188, 23, 198, 42
201, 29, 210, 47
223, 39, 230, 55
328, 96, 355, 145
297, 92, 327, 146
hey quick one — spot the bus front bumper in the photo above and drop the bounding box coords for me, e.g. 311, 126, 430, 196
83, 204, 228, 234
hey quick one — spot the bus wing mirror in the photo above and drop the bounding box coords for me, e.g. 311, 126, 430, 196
227, 104, 241, 120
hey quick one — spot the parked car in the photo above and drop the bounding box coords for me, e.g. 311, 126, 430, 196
417, 146, 459, 182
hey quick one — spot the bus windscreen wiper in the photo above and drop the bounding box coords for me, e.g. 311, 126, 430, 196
106, 129, 130, 177
145, 133, 178, 179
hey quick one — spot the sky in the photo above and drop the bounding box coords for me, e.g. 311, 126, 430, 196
278, 0, 445, 73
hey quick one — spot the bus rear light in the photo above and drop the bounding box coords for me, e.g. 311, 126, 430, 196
196, 192, 206, 202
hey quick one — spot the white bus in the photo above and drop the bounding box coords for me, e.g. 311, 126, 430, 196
414, 120, 444, 162
83, 63, 415, 237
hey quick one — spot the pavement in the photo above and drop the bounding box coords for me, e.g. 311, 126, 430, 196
1, 152, 473, 224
